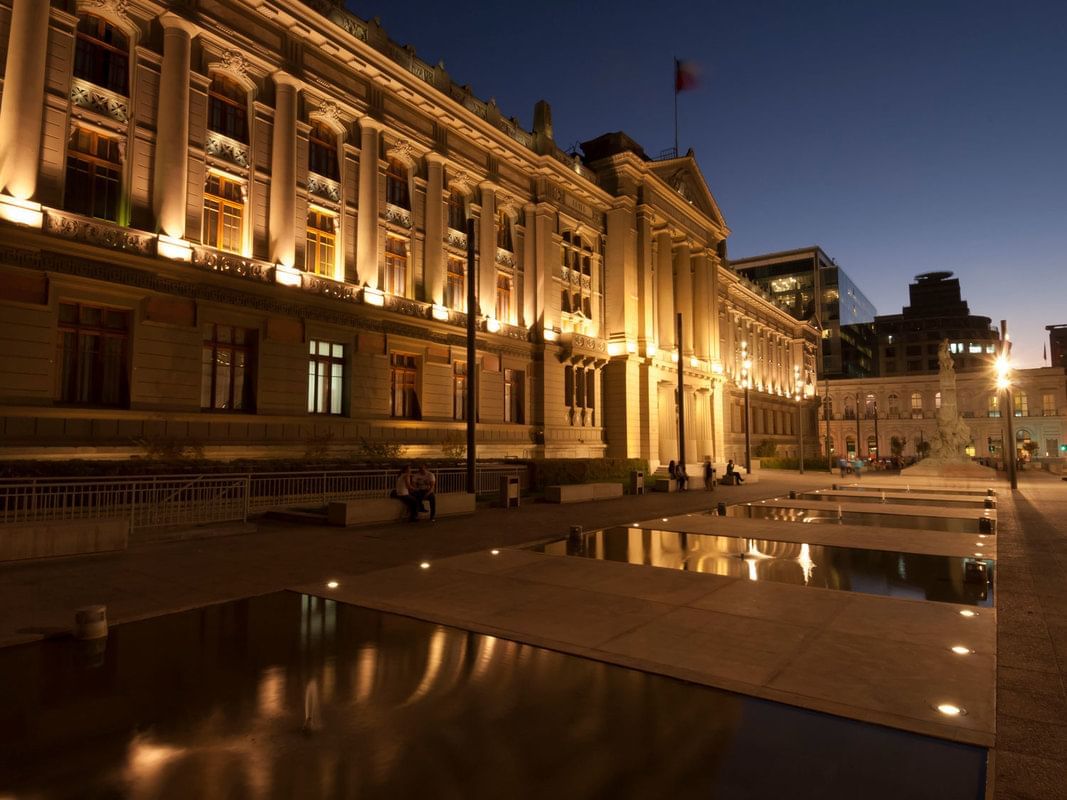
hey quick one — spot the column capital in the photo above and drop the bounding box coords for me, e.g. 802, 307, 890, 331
359, 116, 384, 134
272, 70, 302, 90
423, 151, 447, 166
159, 11, 199, 37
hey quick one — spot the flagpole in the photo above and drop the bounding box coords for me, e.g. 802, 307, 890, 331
673, 57, 679, 156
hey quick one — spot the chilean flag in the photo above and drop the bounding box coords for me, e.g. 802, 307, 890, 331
675, 59, 699, 93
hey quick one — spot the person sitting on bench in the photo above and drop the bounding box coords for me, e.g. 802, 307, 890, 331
392, 465, 420, 521
726, 460, 744, 485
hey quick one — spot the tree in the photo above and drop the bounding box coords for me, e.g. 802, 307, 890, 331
890, 436, 905, 459
914, 437, 930, 460
754, 439, 778, 458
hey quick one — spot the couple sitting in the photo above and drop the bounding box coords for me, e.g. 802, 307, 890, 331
394, 463, 437, 522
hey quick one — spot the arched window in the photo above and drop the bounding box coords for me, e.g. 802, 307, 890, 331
910, 392, 923, 418
496, 210, 514, 251
208, 75, 248, 143
447, 190, 466, 232
887, 393, 900, 416
385, 158, 410, 209
845, 436, 856, 457
843, 395, 856, 420
935, 391, 942, 410
822, 395, 833, 420
1015, 392, 1029, 417
74, 15, 129, 95
865, 393, 877, 417
867, 435, 878, 458
308, 121, 339, 180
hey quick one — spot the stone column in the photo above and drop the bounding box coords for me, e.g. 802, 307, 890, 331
152, 14, 197, 238
478, 183, 496, 318
708, 253, 721, 363
356, 117, 381, 288
673, 240, 693, 355
423, 153, 445, 304
693, 250, 710, 359
268, 72, 300, 267
0, 0, 51, 199
655, 230, 674, 350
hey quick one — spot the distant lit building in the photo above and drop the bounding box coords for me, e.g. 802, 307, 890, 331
730, 247, 877, 379
1047, 324, 1067, 371
874, 272, 1001, 377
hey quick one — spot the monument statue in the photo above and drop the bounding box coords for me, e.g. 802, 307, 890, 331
929, 339, 971, 460
902, 339, 994, 479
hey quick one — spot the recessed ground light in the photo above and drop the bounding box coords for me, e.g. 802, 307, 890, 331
974, 552, 984, 558
490, 549, 500, 555
662, 518, 669, 522
975, 543, 985, 547
936, 703, 965, 716
326, 581, 339, 589
950, 645, 973, 655
419, 562, 430, 570
959, 610, 978, 618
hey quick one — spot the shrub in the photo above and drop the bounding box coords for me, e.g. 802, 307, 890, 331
354, 438, 407, 460
758, 456, 832, 471
524, 458, 649, 491
754, 440, 778, 458
135, 436, 204, 461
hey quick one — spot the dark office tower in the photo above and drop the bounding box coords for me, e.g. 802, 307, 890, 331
874, 272, 1001, 376
730, 247, 877, 379
1047, 325, 1067, 370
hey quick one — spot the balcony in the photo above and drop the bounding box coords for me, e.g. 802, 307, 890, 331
307, 173, 341, 204
205, 131, 250, 168
69, 78, 128, 123
384, 203, 412, 228
43, 209, 153, 255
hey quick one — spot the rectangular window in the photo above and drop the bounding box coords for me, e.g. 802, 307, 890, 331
306, 210, 336, 277
308, 122, 339, 180
203, 174, 244, 253
1043, 394, 1056, 416
504, 368, 524, 424
64, 127, 122, 222
1015, 393, 1029, 417
445, 256, 466, 312
564, 365, 574, 408
390, 352, 418, 419
384, 236, 408, 296
201, 324, 256, 411
988, 395, 1000, 418
56, 302, 129, 406
448, 193, 466, 231
307, 339, 344, 415
496, 272, 512, 324
385, 158, 410, 209
575, 368, 586, 409
496, 211, 513, 251
452, 362, 466, 421
207, 76, 248, 143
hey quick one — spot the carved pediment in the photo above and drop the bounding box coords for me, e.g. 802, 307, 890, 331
648, 156, 727, 229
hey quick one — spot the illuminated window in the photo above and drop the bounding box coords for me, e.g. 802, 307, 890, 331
1015, 392, 1028, 417
207, 75, 248, 143
887, 393, 900, 415
448, 191, 467, 232
1043, 393, 1056, 416
307, 340, 344, 415
452, 361, 466, 421
384, 236, 408, 296
496, 210, 513, 251
560, 229, 599, 323
445, 256, 466, 312
56, 302, 129, 407
935, 392, 941, 410
64, 127, 122, 221
203, 174, 244, 253
202, 324, 256, 411
74, 15, 128, 95
504, 368, 524, 423
988, 395, 1000, 417
390, 353, 418, 419
910, 392, 923, 418
308, 121, 339, 180
496, 273, 512, 324
385, 158, 410, 209
305, 210, 336, 276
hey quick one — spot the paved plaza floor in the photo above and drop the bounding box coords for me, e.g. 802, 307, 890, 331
2, 468, 1065, 798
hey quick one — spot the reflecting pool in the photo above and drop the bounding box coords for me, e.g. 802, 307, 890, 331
729, 503, 992, 533
537, 527, 993, 606
0, 593, 986, 799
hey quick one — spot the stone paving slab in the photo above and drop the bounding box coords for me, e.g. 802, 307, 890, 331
631, 513, 997, 559
294, 547, 996, 747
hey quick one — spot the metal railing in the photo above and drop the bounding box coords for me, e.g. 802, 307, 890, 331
0, 465, 527, 532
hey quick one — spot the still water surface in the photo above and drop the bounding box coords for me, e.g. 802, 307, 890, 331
0, 593, 986, 799
537, 527, 993, 606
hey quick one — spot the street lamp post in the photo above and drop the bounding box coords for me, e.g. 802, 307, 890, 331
465, 216, 478, 494
794, 367, 815, 475
741, 341, 752, 474
997, 319, 1017, 491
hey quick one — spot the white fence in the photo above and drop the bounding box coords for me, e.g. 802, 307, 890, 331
0, 465, 527, 531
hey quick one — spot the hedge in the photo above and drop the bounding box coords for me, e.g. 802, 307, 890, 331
522, 458, 649, 491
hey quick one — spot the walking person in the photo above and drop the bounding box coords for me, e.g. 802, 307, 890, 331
703, 459, 715, 491
676, 463, 689, 491
411, 462, 437, 521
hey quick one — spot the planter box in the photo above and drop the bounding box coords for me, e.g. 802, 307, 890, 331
545, 483, 624, 504
327, 493, 475, 527
0, 518, 129, 562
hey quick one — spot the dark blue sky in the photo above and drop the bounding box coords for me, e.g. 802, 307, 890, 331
351, 0, 1066, 367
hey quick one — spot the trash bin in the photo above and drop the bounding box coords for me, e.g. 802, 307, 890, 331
630, 470, 645, 495
500, 474, 520, 509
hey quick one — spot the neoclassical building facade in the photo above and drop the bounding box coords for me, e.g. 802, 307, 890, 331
819, 368, 1067, 462
0, 0, 816, 465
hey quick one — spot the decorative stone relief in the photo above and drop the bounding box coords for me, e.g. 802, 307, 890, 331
83, 0, 130, 22
45, 211, 152, 254
383, 203, 412, 228
69, 79, 129, 123
446, 229, 468, 249
205, 132, 250, 168
386, 138, 414, 164
220, 50, 249, 78
302, 273, 357, 302
191, 246, 268, 281
307, 174, 341, 203
495, 247, 515, 268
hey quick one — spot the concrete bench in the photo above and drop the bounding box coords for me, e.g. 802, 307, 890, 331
327, 493, 475, 527
652, 477, 677, 492
0, 517, 129, 562
545, 482, 624, 504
